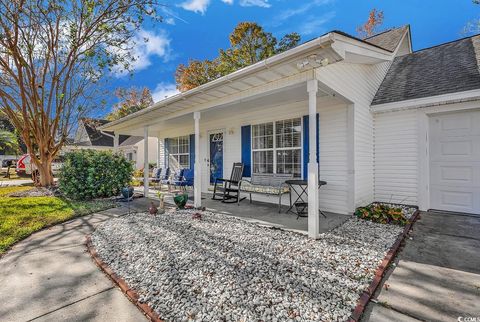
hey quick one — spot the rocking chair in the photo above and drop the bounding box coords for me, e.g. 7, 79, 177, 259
212, 162, 245, 204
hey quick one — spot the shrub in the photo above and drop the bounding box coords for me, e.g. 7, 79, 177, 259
355, 202, 409, 226
59, 150, 133, 200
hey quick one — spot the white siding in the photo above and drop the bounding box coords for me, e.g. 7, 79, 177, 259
316, 61, 392, 207
158, 98, 351, 215
135, 137, 159, 170
374, 109, 419, 205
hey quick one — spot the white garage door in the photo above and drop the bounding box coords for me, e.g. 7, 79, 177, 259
430, 110, 480, 214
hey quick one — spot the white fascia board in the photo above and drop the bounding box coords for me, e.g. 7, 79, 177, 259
331, 33, 393, 62
100, 33, 336, 132
371, 89, 480, 113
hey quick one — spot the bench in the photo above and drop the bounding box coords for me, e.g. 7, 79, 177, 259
239, 173, 293, 212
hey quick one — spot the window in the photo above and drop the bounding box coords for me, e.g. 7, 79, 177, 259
126, 152, 134, 161
169, 136, 190, 169
252, 118, 302, 177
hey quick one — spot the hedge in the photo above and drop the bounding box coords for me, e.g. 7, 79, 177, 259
59, 150, 133, 200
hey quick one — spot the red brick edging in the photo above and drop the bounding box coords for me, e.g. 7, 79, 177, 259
85, 236, 164, 322
348, 210, 420, 322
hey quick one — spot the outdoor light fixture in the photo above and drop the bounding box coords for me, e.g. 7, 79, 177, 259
296, 54, 329, 70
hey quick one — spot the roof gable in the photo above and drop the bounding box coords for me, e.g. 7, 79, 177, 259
365, 26, 410, 52
77, 118, 130, 147
372, 35, 480, 105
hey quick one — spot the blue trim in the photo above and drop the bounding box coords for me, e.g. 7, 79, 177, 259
189, 134, 195, 172
302, 114, 320, 179
241, 125, 251, 177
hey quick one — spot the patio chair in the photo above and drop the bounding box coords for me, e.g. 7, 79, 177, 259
149, 167, 162, 189
172, 168, 194, 191
158, 167, 171, 190
212, 162, 245, 204
170, 168, 185, 191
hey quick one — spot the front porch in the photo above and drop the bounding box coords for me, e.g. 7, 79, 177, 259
135, 188, 349, 234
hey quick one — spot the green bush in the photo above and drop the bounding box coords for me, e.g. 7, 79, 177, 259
59, 150, 133, 200
355, 203, 409, 226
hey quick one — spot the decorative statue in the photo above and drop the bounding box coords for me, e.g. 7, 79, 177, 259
149, 201, 158, 215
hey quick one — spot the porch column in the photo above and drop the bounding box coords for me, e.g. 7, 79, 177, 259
113, 133, 119, 153
143, 126, 149, 197
156, 137, 161, 168
194, 112, 201, 208
307, 79, 320, 239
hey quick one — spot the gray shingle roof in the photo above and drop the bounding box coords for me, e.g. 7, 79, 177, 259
81, 118, 130, 147
365, 26, 409, 52
372, 35, 480, 105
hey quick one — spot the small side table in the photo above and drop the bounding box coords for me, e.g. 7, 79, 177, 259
285, 179, 327, 219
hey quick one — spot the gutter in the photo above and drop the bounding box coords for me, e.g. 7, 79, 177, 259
99, 33, 336, 131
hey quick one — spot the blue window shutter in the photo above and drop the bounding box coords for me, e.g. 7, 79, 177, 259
189, 134, 195, 171
241, 125, 251, 177
303, 115, 309, 179
302, 114, 320, 179
164, 138, 169, 168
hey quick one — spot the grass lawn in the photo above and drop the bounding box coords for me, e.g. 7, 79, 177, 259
0, 186, 116, 254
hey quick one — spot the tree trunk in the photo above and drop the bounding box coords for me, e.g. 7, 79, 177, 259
36, 159, 54, 187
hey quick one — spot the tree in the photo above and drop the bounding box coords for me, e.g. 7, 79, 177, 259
357, 9, 384, 38
276, 32, 301, 53
0, 130, 19, 154
0, 0, 161, 186
175, 59, 221, 92
175, 22, 301, 92
464, 1, 480, 34
106, 87, 154, 121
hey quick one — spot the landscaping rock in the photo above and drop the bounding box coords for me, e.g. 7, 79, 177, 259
91, 209, 403, 322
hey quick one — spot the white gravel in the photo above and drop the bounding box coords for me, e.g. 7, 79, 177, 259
91, 209, 403, 322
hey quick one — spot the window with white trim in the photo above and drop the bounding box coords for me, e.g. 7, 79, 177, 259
169, 136, 190, 169
252, 117, 302, 177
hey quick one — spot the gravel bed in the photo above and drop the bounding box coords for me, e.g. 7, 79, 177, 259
91, 210, 403, 322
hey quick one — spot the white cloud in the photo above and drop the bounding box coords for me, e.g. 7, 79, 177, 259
221, 0, 234, 4
270, 0, 333, 27
164, 17, 176, 25
152, 82, 180, 102
179, 0, 211, 14
298, 12, 335, 36
239, 0, 270, 7
112, 29, 171, 77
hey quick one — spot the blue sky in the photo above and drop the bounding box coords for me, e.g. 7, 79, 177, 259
104, 0, 478, 116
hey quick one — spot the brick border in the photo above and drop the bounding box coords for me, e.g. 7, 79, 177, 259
348, 209, 420, 322
85, 236, 164, 322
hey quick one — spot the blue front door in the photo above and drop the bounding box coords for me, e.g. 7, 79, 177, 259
209, 132, 224, 184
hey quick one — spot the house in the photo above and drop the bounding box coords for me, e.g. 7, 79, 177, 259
67, 118, 158, 170
100, 25, 480, 238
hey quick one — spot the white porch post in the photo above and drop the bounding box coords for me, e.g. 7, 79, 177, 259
143, 126, 149, 197
194, 112, 201, 208
156, 137, 161, 168
113, 133, 119, 153
307, 79, 320, 239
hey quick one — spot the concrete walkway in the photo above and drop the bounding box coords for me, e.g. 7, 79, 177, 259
0, 205, 147, 322
363, 211, 480, 322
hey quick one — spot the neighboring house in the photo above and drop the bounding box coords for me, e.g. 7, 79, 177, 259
67, 118, 158, 169
100, 25, 480, 237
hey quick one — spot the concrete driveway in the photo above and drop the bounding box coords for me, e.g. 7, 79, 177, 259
363, 211, 480, 322
0, 206, 147, 322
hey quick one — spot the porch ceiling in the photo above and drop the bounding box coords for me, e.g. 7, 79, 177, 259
114, 83, 347, 137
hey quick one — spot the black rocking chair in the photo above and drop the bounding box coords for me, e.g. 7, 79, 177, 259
212, 162, 245, 204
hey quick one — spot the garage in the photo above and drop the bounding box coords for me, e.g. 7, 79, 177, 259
429, 110, 480, 214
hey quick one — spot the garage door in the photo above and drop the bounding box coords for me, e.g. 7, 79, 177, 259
430, 110, 480, 214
